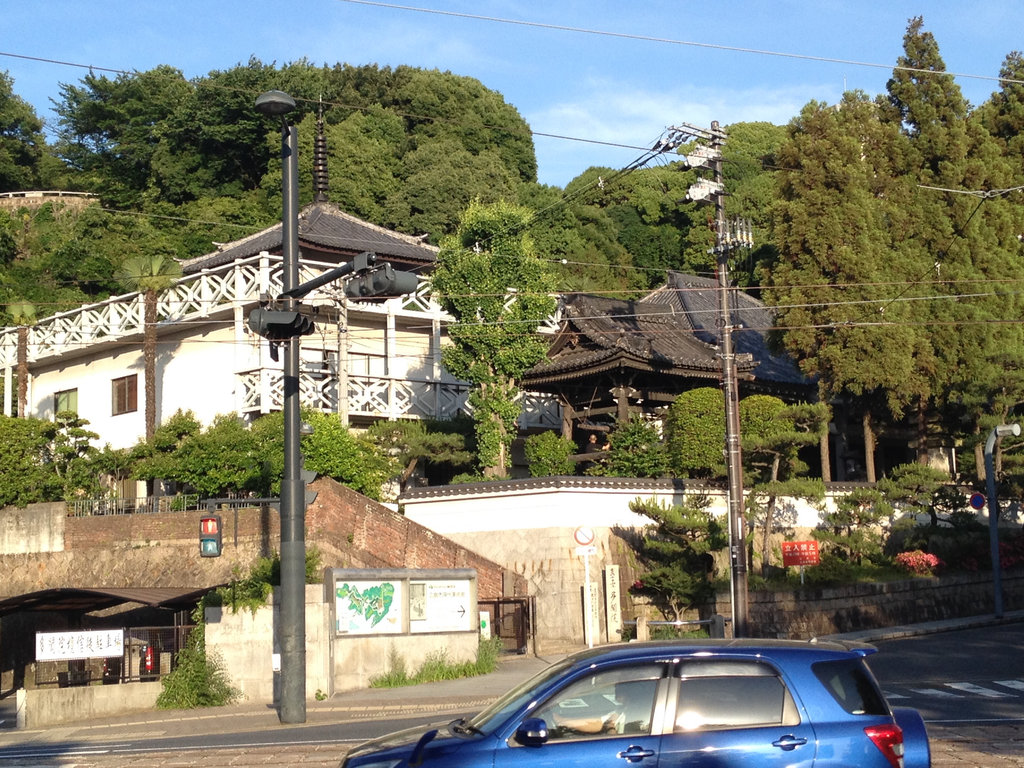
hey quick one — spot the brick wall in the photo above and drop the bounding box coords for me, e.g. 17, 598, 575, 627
5, 478, 520, 599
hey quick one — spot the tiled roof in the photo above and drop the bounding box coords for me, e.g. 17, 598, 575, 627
181, 202, 438, 274
525, 293, 746, 384
643, 272, 809, 387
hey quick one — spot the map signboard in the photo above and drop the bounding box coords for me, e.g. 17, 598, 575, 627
335, 580, 404, 634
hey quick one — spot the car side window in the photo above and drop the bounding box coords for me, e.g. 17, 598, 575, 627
673, 660, 799, 731
531, 664, 663, 742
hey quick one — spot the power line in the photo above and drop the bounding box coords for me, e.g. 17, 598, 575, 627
334, 0, 1024, 89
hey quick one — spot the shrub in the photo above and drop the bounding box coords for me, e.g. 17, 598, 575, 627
524, 431, 576, 476
894, 550, 943, 575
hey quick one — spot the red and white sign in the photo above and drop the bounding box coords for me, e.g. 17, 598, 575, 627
573, 526, 595, 547
781, 540, 820, 567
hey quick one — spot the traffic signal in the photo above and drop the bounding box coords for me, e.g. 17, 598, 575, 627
199, 514, 222, 557
247, 308, 315, 340
343, 263, 419, 299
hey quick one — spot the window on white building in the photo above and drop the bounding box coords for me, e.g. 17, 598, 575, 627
54, 388, 78, 415
112, 374, 138, 416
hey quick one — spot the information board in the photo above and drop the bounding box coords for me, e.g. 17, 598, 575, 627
409, 579, 474, 633
36, 629, 124, 661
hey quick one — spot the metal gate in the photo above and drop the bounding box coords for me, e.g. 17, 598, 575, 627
34, 625, 193, 687
478, 597, 533, 654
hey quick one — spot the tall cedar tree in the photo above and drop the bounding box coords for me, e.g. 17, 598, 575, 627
883, 18, 1024, 474
766, 91, 925, 481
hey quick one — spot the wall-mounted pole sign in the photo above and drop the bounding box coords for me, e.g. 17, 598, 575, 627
574, 527, 597, 647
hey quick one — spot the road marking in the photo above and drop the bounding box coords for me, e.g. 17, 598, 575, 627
882, 690, 909, 699
945, 682, 1014, 698
908, 688, 963, 698
995, 680, 1024, 693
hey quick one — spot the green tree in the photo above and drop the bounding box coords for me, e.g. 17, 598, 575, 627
431, 201, 556, 476
627, 495, 728, 621
740, 396, 828, 574
50, 411, 101, 499
876, 462, 949, 528
598, 417, 668, 478
664, 387, 726, 478
765, 90, 924, 478
813, 487, 893, 565
0, 71, 52, 192
523, 430, 577, 477
368, 418, 474, 491
116, 253, 182, 442
9, 300, 35, 418
302, 411, 396, 501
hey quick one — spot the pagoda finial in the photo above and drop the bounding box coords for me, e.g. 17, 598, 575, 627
313, 96, 329, 202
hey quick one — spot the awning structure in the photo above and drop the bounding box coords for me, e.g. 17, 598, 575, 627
0, 587, 217, 617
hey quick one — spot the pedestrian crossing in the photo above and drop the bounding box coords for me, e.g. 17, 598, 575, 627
884, 679, 1024, 700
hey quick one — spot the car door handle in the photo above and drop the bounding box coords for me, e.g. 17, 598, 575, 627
772, 735, 808, 751
616, 745, 656, 762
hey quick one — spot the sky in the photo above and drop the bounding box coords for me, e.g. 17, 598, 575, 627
3, 1, 1023, 188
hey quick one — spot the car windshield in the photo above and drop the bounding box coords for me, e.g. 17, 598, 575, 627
464, 657, 578, 735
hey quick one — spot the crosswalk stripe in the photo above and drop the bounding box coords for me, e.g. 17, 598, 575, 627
908, 688, 962, 698
994, 680, 1024, 692
945, 682, 1014, 698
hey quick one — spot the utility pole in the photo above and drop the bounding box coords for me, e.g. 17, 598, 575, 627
671, 120, 752, 637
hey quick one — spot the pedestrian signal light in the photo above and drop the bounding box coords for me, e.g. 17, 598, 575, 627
199, 514, 222, 557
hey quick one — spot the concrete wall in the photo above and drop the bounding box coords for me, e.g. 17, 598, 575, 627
205, 585, 332, 702
17, 681, 161, 729
0, 502, 64, 554
205, 583, 479, 701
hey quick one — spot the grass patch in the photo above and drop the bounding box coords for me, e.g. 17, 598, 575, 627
370, 637, 503, 688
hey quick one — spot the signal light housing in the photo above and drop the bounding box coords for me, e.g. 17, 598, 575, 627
199, 514, 223, 557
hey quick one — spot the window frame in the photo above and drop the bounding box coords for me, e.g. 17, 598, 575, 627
111, 374, 138, 416
54, 388, 78, 415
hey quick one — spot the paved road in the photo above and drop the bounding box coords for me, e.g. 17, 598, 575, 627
3, 615, 1024, 767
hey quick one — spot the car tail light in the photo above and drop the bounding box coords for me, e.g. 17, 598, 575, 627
864, 724, 904, 768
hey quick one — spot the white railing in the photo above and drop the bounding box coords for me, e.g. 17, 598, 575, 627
0, 253, 441, 369
236, 367, 558, 428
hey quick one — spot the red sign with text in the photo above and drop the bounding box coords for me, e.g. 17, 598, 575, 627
781, 540, 820, 567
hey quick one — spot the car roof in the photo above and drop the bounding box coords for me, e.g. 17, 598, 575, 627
558, 638, 877, 668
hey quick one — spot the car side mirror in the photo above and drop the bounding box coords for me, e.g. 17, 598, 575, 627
515, 717, 550, 746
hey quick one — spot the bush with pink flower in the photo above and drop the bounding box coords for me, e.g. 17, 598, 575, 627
895, 550, 943, 575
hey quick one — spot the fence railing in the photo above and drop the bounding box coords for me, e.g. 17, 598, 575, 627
67, 495, 202, 517
624, 615, 728, 640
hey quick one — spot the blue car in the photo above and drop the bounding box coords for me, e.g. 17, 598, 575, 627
341, 639, 930, 768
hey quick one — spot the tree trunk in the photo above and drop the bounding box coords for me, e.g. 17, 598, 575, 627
863, 410, 877, 483
16, 326, 27, 418
144, 289, 158, 442
819, 429, 832, 483
916, 400, 929, 465
974, 423, 985, 481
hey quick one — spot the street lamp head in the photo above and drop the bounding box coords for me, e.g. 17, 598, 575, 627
994, 423, 1021, 438
255, 90, 297, 117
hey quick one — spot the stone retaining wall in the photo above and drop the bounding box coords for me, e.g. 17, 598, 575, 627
734, 570, 1024, 638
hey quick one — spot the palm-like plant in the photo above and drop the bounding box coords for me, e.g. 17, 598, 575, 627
9, 300, 36, 418
116, 254, 182, 441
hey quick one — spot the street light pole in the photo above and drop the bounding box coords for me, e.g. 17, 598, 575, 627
984, 422, 1020, 619
255, 89, 306, 724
